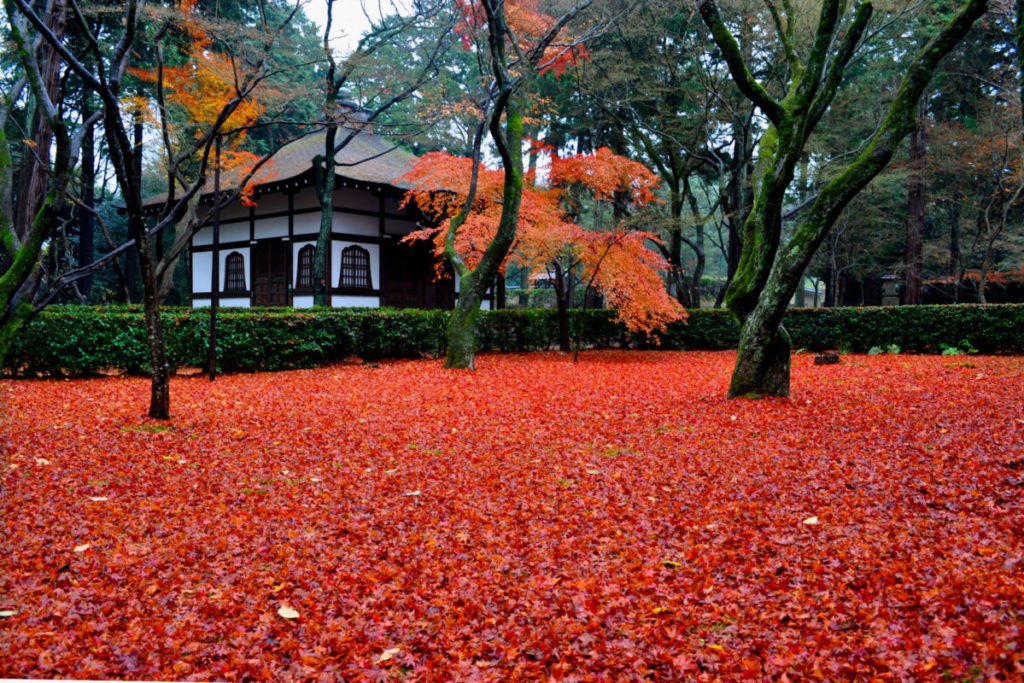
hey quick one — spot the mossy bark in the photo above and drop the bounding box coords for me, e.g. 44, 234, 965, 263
442, 112, 523, 368
701, 0, 987, 397
444, 280, 482, 369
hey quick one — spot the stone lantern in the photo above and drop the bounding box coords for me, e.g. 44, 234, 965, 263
881, 274, 900, 306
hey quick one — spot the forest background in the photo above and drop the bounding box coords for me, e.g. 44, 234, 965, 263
1, 0, 1019, 314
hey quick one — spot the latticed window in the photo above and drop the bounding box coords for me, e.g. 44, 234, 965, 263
224, 251, 246, 292
296, 245, 315, 289
340, 246, 371, 289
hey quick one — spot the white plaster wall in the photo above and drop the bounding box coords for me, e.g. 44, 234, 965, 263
292, 213, 319, 237
193, 297, 250, 308
254, 215, 288, 240
292, 187, 320, 210
217, 203, 249, 222
331, 295, 379, 308
193, 223, 248, 246
192, 251, 212, 293
193, 226, 212, 246
292, 295, 315, 308
331, 240, 379, 289
253, 193, 288, 214
334, 213, 378, 237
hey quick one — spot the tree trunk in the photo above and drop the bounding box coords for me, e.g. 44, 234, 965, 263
314, 123, 337, 307
123, 119, 144, 304
730, 317, 791, 398
553, 260, 570, 352
904, 115, 926, 304
444, 273, 483, 369
77, 100, 95, 300
135, 223, 171, 418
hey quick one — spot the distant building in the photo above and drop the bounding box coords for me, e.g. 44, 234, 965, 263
183, 126, 467, 310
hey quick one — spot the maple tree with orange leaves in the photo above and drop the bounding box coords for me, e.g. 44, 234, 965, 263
401, 145, 686, 341
128, 0, 276, 208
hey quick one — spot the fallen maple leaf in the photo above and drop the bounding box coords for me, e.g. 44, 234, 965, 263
802, 516, 820, 526
378, 647, 401, 663
277, 605, 299, 620
73, 543, 91, 553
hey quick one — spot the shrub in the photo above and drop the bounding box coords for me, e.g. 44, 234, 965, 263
4, 303, 1022, 377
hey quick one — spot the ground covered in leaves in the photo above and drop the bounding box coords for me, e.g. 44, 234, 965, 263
1, 351, 1022, 681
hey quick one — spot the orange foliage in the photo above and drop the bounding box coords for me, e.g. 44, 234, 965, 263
401, 148, 686, 334
2, 353, 1023, 679
129, 3, 264, 136
127, 2, 273, 204
453, 0, 589, 76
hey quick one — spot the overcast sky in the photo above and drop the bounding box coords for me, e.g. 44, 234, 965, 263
302, 0, 399, 57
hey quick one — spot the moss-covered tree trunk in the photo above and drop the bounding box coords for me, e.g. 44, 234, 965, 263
0, 2, 72, 366
700, 0, 987, 397
444, 102, 523, 369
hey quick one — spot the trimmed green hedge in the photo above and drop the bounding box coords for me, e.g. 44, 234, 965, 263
4, 304, 1022, 377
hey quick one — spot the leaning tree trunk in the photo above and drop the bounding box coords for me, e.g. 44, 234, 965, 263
700, 0, 987, 398
444, 95, 525, 368
731, 315, 792, 396
445, 273, 485, 369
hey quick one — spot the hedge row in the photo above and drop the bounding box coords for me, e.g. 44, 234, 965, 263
4, 304, 1022, 377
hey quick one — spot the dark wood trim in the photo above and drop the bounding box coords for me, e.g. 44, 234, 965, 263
287, 194, 295, 240
191, 232, 381, 254
248, 205, 255, 243
192, 204, 416, 230
287, 192, 295, 306
192, 290, 252, 300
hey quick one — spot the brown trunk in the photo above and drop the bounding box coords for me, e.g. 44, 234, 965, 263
77, 98, 95, 300
13, 2, 65, 245
905, 116, 926, 305
553, 260, 571, 352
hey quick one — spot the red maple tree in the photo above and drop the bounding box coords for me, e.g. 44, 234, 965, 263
401, 146, 686, 337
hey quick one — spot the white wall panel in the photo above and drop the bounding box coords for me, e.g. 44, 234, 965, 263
192, 251, 212, 292
331, 295, 379, 308
334, 213, 378, 237
254, 216, 287, 240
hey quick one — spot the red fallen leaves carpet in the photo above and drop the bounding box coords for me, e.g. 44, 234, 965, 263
1, 351, 1022, 681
